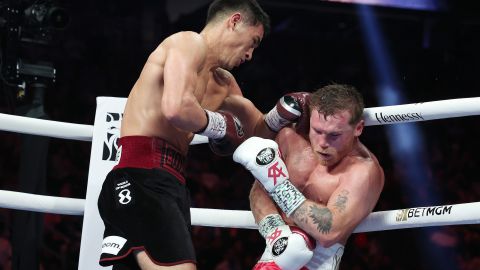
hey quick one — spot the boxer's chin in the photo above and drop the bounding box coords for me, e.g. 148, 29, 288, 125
317, 152, 337, 166
318, 158, 330, 166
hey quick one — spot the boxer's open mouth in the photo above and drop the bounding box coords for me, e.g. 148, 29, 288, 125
318, 152, 331, 159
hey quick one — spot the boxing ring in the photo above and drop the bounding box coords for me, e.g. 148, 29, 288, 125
1, 96, 480, 269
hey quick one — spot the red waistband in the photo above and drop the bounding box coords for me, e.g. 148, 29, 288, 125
114, 136, 186, 183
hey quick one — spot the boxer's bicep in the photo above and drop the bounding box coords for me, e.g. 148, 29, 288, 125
220, 95, 274, 138
289, 164, 380, 246
275, 127, 297, 159
162, 37, 208, 131
163, 38, 204, 111
327, 163, 382, 234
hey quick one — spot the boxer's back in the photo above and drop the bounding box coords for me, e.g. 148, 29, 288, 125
121, 32, 211, 154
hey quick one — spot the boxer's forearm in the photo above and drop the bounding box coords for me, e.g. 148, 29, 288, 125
218, 95, 276, 139
249, 181, 279, 224
254, 119, 277, 139
291, 200, 344, 248
163, 94, 209, 132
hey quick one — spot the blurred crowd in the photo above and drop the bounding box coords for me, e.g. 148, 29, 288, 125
1, 0, 479, 269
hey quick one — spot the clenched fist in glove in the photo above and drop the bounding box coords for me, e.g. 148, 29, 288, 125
196, 109, 245, 156
233, 137, 306, 217
253, 214, 315, 270
264, 92, 310, 132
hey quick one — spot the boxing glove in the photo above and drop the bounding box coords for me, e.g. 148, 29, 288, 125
252, 246, 282, 270
196, 109, 245, 156
252, 249, 311, 270
264, 92, 311, 132
233, 137, 305, 216
256, 214, 315, 270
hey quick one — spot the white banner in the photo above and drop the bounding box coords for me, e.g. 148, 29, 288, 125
78, 97, 126, 270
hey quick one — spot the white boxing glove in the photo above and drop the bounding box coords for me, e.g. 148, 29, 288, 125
233, 137, 306, 216
233, 137, 288, 192
258, 214, 315, 270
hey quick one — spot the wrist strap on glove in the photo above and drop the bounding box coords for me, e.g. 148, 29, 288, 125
270, 180, 306, 217
264, 108, 290, 132
258, 214, 286, 239
196, 109, 226, 139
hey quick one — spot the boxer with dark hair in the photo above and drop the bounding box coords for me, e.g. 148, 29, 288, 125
97, 1, 271, 269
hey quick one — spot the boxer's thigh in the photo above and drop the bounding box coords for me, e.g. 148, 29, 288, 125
134, 250, 196, 270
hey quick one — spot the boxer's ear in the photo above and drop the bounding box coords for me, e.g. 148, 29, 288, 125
228, 13, 242, 30
354, 119, 364, 137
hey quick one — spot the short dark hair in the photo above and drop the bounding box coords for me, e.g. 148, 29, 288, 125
309, 84, 365, 125
206, 0, 270, 35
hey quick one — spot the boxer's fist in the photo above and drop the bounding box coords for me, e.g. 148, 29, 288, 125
252, 246, 281, 270
265, 225, 315, 270
264, 92, 311, 132
234, 137, 305, 216
197, 110, 245, 156
233, 137, 288, 192
257, 215, 315, 270
208, 111, 245, 156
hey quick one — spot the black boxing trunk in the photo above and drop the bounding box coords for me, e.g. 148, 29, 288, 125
97, 136, 195, 268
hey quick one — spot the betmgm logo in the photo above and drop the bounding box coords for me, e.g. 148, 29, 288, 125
396, 205, 453, 222
396, 209, 409, 222
102, 112, 123, 161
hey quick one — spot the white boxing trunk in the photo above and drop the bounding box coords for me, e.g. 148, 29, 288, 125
303, 242, 344, 270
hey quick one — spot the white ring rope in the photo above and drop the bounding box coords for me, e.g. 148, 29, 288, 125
1, 97, 479, 141
1, 97, 479, 232
0, 190, 85, 215
362, 97, 480, 126
0, 113, 93, 141
0, 190, 478, 233
0, 113, 208, 144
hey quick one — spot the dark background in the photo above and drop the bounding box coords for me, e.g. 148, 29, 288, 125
0, 0, 479, 269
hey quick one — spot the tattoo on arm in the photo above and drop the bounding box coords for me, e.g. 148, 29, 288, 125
292, 205, 309, 225
309, 205, 333, 234
334, 190, 349, 213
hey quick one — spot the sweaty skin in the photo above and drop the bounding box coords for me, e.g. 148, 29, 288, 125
250, 111, 384, 247
117, 12, 272, 270
120, 29, 271, 156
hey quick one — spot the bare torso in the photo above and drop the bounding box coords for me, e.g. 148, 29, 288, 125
120, 32, 231, 155
278, 128, 383, 225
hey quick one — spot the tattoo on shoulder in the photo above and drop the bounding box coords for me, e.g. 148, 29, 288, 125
309, 205, 333, 234
334, 190, 349, 213
293, 205, 309, 225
